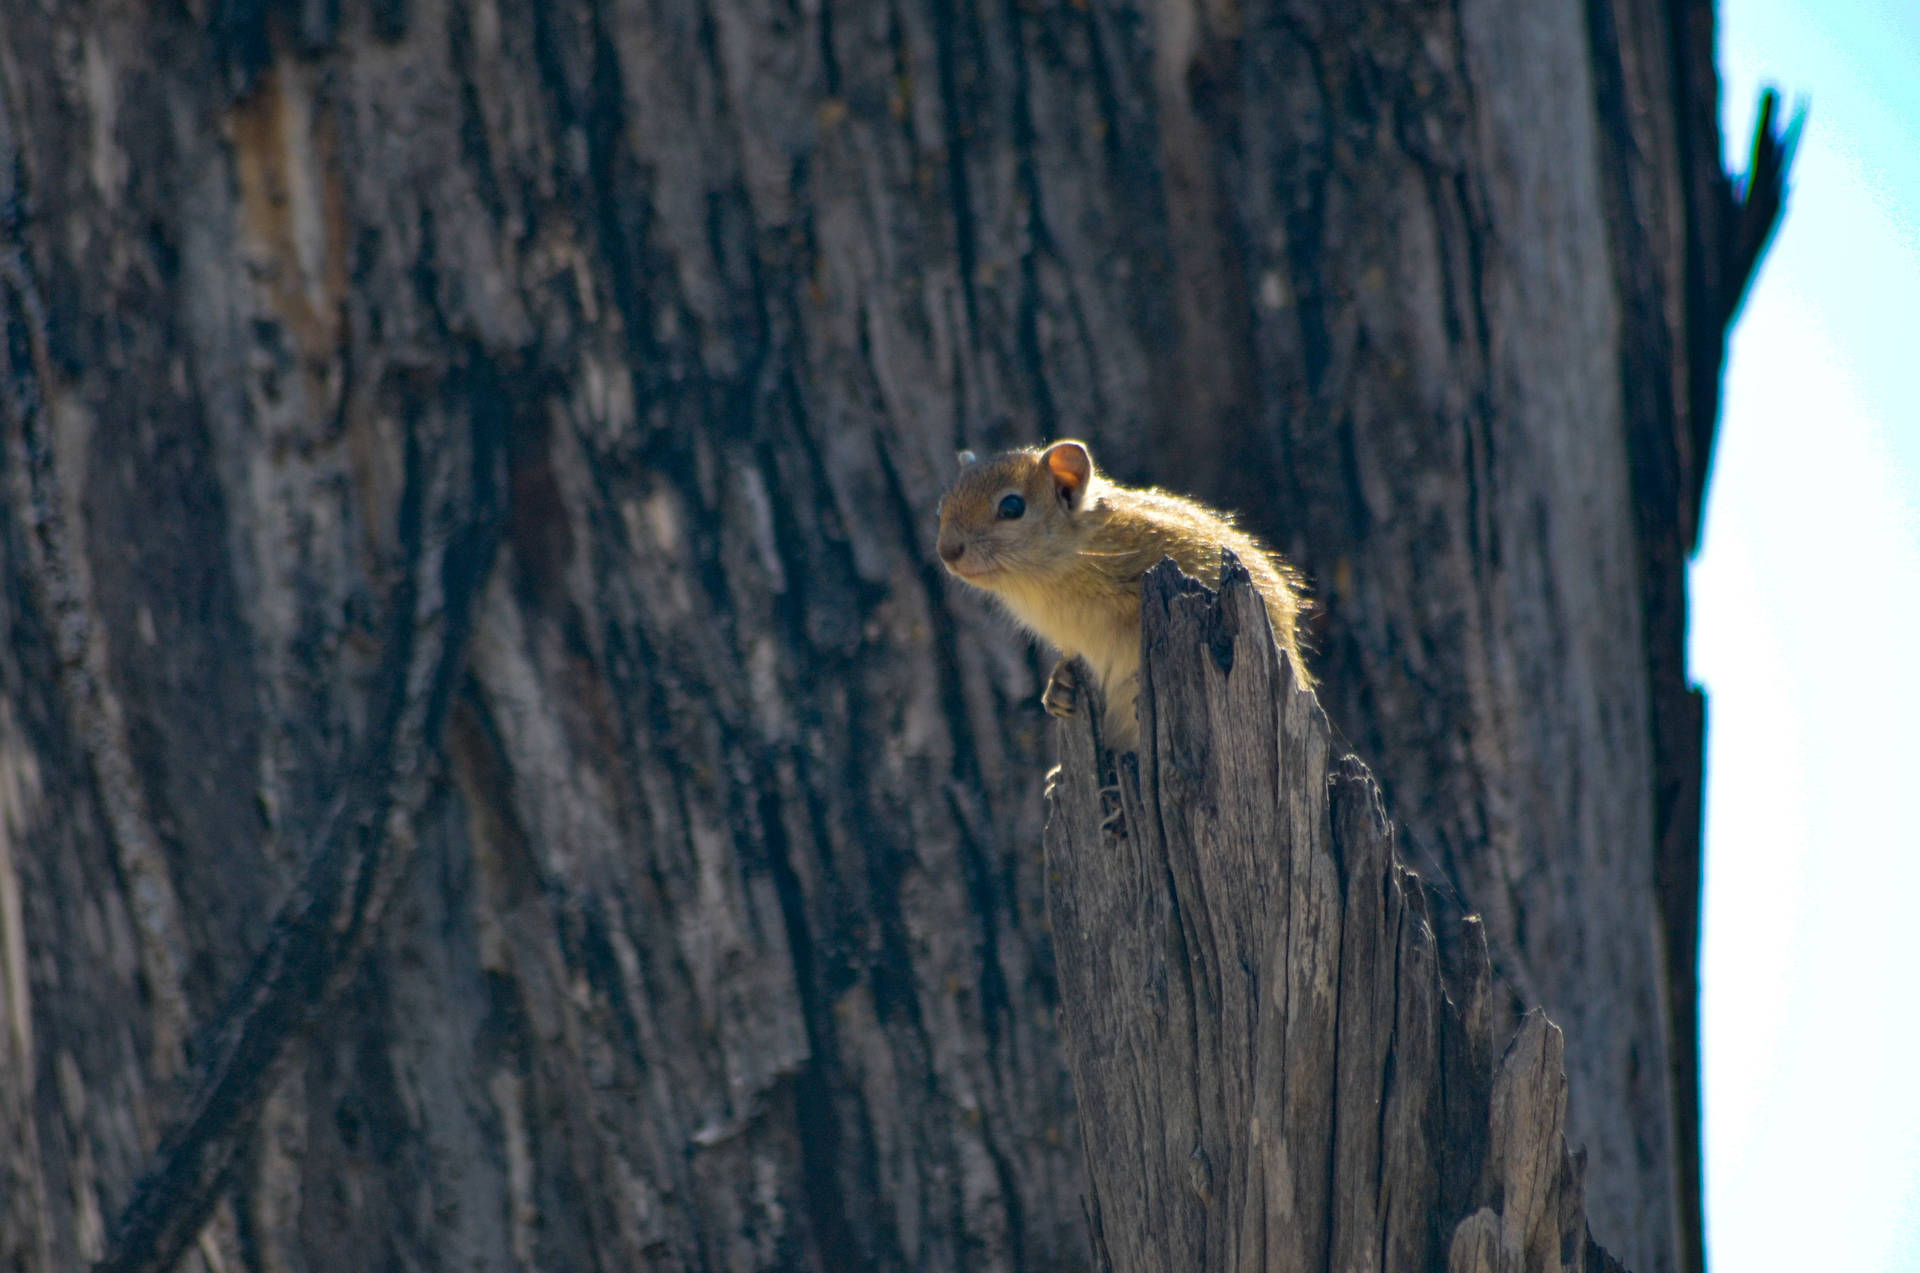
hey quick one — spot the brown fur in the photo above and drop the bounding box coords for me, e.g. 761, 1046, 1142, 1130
936, 440, 1311, 750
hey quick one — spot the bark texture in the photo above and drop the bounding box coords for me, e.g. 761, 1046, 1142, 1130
0, 0, 1762, 1270
1046, 559, 1625, 1273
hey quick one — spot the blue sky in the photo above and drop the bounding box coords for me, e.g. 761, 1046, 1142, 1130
1695, 1, 1920, 1270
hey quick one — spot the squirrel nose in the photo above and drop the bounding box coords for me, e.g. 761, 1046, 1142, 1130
938, 538, 964, 564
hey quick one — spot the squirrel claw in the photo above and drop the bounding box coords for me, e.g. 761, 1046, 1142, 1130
1043, 659, 1080, 720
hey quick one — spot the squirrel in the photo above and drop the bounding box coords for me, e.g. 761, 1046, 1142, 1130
936, 439, 1312, 752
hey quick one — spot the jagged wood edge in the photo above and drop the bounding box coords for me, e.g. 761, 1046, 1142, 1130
1044, 554, 1630, 1273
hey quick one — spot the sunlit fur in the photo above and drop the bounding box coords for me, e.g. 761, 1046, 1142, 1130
936, 441, 1312, 750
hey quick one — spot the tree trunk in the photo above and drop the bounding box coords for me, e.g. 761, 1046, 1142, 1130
0, 0, 1766, 1271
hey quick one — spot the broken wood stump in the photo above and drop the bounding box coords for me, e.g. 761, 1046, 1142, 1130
1045, 557, 1629, 1273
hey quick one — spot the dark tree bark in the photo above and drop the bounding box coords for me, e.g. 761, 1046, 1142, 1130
0, 1, 1778, 1272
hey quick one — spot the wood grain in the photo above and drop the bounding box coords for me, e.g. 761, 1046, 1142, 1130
1048, 558, 1624, 1272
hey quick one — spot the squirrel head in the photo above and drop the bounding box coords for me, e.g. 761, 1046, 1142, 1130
936, 440, 1099, 588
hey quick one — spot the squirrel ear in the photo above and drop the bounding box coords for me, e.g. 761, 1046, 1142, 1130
1042, 440, 1093, 505
955, 449, 977, 468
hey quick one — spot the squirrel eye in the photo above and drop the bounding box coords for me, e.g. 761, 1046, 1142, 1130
996, 493, 1026, 520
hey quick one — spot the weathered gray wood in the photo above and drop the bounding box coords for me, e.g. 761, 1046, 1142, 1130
1047, 558, 1622, 1272
4, 184, 505, 1273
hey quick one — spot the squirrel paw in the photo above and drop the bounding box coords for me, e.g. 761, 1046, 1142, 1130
1098, 783, 1126, 839
1043, 659, 1081, 719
